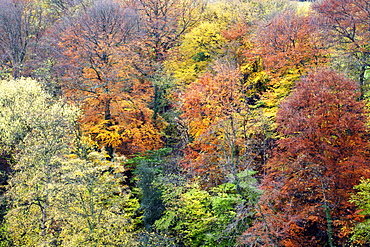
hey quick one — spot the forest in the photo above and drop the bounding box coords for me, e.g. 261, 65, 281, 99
0, 0, 369, 246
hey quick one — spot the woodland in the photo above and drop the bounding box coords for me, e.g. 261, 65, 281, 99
0, 0, 369, 246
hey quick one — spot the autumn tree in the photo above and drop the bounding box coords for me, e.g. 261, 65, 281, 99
56, 0, 164, 157
226, 0, 293, 26
51, 151, 140, 246
43, 0, 86, 17
0, 78, 142, 246
155, 170, 261, 247
350, 178, 370, 245
127, 0, 205, 145
165, 0, 258, 86
313, 0, 370, 93
0, 78, 79, 245
166, 19, 227, 85
256, 9, 325, 73
243, 69, 370, 246
180, 62, 269, 188
253, 8, 328, 118
128, 0, 205, 100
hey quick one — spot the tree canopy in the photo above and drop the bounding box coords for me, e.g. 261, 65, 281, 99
0, 0, 370, 246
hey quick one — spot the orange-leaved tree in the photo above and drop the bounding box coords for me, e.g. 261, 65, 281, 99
242, 69, 370, 246
56, 0, 164, 157
181, 61, 269, 188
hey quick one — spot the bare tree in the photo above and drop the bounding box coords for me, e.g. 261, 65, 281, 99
0, 0, 48, 78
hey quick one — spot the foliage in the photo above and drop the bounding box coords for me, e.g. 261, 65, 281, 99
313, 0, 370, 93
2, 0, 370, 245
350, 178, 370, 245
166, 21, 226, 85
155, 181, 235, 246
135, 230, 177, 247
0, 208, 12, 247
254, 8, 328, 119
131, 0, 205, 64
52, 151, 140, 246
129, 148, 172, 230
244, 69, 370, 246
155, 169, 261, 247
56, 0, 165, 157
0, 78, 52, 150
0, 78, 140, 246
244, 0, 293, 23
0, 0, 49, 78
0, 78, 78, 246
180, 62, 270, 187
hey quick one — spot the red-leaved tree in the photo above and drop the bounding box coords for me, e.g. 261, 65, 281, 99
242, 69, 370, 246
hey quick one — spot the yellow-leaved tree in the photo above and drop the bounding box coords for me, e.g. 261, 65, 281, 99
164, 1, 242, 86
0, 78, 141, 246
0, 78, 78, 245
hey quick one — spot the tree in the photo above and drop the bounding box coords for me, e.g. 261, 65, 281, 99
0, 78, 79, 246
166, 21, 227, 85
131, 0, 204, 65
127, 0, 205, 144
155, 181, 235, 246
242, 0, 293, 24
0, 0, 53, 79
155, 169, 261, 247
350, 178, 370, 245
52, 151, 140, 246
253, 8, 328, 118
243, 69, 370, 246
180, 62, 269, 188
0, 78, 141, 246
165, 0, 253, 86
129, 149, 171, 231
56, 0, 164, 157
313, 0, 370, 93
